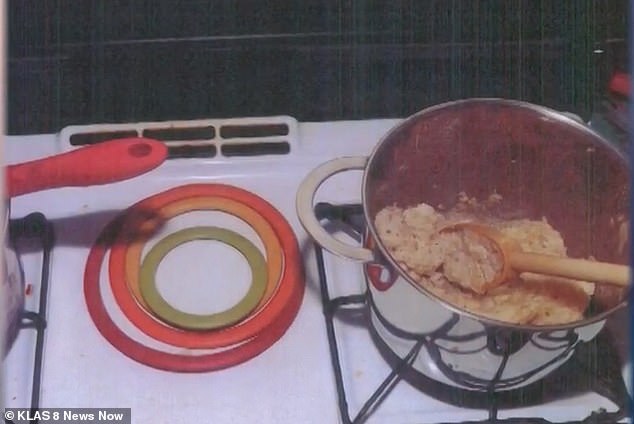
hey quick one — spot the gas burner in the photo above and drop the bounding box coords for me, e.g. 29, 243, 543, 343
313, 202, 630, 424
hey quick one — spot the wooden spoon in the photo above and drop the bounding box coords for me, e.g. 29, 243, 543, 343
441, 222, 630, 293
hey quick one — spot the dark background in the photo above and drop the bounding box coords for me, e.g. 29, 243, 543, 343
7, 0, 629, 135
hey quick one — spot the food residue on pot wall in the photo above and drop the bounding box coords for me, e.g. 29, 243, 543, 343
364, 102, 629, 317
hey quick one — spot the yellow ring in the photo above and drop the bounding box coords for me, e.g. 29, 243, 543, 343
139, 226, 268, 331
123, 196, 283, 315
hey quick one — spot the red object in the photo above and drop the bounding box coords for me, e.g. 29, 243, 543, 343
608, 72, 630, 98
83, 184, 305, 372
364, 236, 397, 291
6, 138, 168, 198
108, 185, 299, 348
25, 284, 32, 296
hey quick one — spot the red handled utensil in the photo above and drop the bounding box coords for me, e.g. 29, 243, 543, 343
6, 137, 168, 197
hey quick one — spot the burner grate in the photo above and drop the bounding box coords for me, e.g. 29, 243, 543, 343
313, 202, 630, 424
5, 213, 54, 423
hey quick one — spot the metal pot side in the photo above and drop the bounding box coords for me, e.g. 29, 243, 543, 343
2, 205, 24, 358
296, 98, 630, 391
362, 98, 629, 333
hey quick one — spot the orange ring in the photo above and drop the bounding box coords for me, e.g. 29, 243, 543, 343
122, 196, 283, 315
106, 184, 303, 349
84, 209, 303, 372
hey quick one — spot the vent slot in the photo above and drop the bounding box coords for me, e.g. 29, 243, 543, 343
69, 131, 138, 146
220, 123, 289, 139
60, 115, 299, 158
143, 126, 215, 141
221, 141, 290, 157
167, 144, 217, 159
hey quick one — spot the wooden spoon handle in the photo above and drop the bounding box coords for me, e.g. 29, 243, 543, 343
509, 252, 630, 287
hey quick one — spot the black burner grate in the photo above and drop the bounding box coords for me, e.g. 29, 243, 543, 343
5, 213, 54, 424
313, 202, 631, 424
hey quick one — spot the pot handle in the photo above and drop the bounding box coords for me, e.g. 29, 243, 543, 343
296, 156, 375, 262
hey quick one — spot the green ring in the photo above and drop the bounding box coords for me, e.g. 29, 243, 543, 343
138, 226, 268, 331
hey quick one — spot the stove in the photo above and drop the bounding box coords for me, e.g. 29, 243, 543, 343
2, 115, 631, 423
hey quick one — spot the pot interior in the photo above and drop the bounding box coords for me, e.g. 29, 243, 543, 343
364, 99, 630, 316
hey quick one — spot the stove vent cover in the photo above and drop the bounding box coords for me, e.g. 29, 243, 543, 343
58, 116, 299, 159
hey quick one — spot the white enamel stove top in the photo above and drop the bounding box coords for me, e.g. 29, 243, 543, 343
2, 115, 630, 424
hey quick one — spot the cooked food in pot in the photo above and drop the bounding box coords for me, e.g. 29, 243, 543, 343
374, 193, 595, 325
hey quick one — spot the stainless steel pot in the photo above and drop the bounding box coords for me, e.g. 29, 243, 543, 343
2, 205, 23, 357
1, 137, 168, 358
296, 98, 630, 391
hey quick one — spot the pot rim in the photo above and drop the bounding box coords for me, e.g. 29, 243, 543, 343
360, 97, 630, 332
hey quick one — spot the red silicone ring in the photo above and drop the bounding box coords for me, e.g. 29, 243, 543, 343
116, 196, 283, 329
104, 184, 302, 349
83, 184, 305, 372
